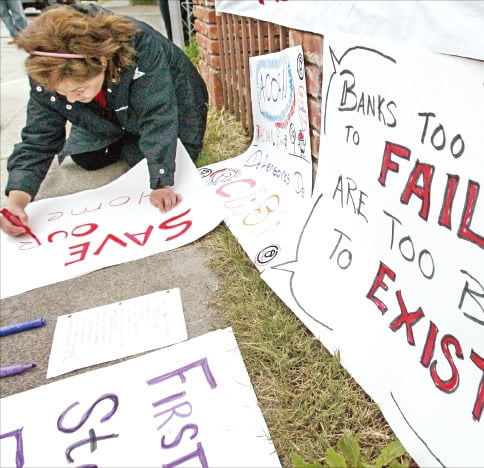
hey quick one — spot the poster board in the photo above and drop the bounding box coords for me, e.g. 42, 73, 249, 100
200, 45, 312, 270
262, 32, 483, 467
0, 142, 224, 298
215, 0, 484, 60
0, 328, 281, 467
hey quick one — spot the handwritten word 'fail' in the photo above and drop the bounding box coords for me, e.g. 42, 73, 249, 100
146, 358, 218, 467
367, 261, 484, 423
378, 139, 482, 249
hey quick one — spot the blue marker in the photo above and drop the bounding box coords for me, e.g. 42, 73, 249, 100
0, 363, 36, 378
0, 318, 46, 337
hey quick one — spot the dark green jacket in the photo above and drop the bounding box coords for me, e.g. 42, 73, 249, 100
6, 3, 208, 199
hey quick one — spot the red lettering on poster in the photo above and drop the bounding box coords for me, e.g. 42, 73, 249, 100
438, 174, 459, 229
366, 261, 396, 313
159, 209, 192, 241
124, 226, 154, 246
470, 350, 484, 421
420, 321, 439, 367
49, 231, 69, 242
378, 141, 482, 248
71, 203, 102, 215
400, 161, 435, 220
367, 262, 482, 421
72, 224, 98, 236
65, 242, 90, 266
138, 191, 151, 204
389, 290, 425, 345
93, 234, 128, 255
429, 334, 463, 393
377, 141, 411, 187
458, 180, 483, 248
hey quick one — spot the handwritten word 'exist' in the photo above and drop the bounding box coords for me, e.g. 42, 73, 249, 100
367, 261, 484, 422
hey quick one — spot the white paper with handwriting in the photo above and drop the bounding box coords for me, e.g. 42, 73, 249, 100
47, 289, 187, 378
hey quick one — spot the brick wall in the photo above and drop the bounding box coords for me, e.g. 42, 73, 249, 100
289, 30, 323, 159
193, 0, 224, 108
192, 0, 324, 160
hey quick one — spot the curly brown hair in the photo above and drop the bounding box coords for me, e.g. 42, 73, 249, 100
14, 6, 138, 91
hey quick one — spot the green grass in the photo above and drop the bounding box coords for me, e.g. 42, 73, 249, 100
197, 107, 414, 467
184, 34, 200, 68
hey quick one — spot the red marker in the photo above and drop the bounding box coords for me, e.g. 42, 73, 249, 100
0, 208, 41, 244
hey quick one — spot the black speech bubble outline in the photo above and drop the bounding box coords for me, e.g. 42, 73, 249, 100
271, 193, 333, 331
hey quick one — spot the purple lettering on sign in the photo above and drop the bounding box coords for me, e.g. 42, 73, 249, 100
146, 358, 217, 389
161, 423, 199, 449
162, 442, 208, 468
0, 428, 24, 468
57, 394, 119, 433
152, 391, 187, 408
65, 428, 119, 463
154, 401, 193, 431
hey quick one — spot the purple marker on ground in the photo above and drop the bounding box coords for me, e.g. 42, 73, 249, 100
0, 363, 36, 378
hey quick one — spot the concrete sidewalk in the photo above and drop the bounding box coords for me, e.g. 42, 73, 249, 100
0, 0, 224, 398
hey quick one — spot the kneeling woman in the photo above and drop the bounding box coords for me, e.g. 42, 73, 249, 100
1, 3, 208, 237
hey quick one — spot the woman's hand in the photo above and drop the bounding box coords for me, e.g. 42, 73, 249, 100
149, 186, 182, 213
0, 190, 32, 236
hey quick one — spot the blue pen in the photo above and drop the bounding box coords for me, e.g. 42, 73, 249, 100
0, 318, 46, 337
0, 363, 36, 378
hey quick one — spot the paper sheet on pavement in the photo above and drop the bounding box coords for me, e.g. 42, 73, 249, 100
47, 288, 187, 378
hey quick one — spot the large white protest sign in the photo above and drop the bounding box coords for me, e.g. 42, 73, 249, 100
200, 45, 312, 270
0, 142, 224, 299
215, 0, 484, 61
0, 327, 281, 467
262, 31, 483, 466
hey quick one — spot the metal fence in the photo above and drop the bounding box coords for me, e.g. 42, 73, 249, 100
180, 0, 194, 37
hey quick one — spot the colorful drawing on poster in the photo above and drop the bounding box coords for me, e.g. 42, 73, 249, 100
199, 45, 313, 271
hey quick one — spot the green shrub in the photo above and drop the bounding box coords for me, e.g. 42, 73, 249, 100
184, 34, 200, 68
292, 433, 409, 468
